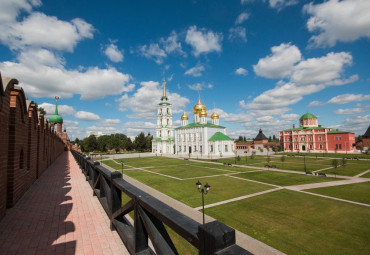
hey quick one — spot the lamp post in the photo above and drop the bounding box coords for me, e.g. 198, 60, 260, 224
245, 150, 248, 164
121, 160, 124, 175
196, 181, 210, 225
303, 155, 307, 173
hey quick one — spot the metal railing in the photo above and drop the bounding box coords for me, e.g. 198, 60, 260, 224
71, 150, 251, 255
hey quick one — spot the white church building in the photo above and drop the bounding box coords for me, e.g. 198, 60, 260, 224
175, 97, 234, 157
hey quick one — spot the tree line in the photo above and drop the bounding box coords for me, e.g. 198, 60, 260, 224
73, 132, 153, 153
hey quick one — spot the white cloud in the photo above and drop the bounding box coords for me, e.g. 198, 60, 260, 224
1, 12, 94, 52
185, 25, 223, 56
247, 44, 358, 116
38, 102, 76, 116
269, 0, 298, 10
104, 43, 123, 62
0, 60, 133, 99
339, 115, 370, 134
253, 43, 301, 79
139, 43, 167, 64
328, 94, 370, 105
17, 48, 65, 68
235, 12, 249, 25
228, 27, 247, 43
188, 83, 213, 91
160, 31, 185, 56
308, 101, 325, 108
235, 67, 248, 76
117, 81, 189, 119
75, 111, 101, 121
0, 0, 41, 23
98, 119, 121, 127
281, 113, 300, 121
304, 0, 370, 48
334, 108, 368, 115
184, 64, 205, 77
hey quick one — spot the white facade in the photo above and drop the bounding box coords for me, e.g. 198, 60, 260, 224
174, 99, 234, 157
152, 81, 175, 154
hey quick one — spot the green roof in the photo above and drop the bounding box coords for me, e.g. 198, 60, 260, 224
49, 101, 63, 123
159, 102, 171, 105
327, 130, 351, 134
176, 122, 225, 130
300, 113, 317, 120
281, 126, 324, 132
208, 132, 233, 141
154, 137, 175, 141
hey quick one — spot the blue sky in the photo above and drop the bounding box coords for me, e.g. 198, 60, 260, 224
0, 0, 369, 140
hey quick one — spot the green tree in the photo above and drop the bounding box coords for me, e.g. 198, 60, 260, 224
280, 155, 286, 168
134, 132, 147, 152
268, 136, 272, 142
84, 135, 98, 152
243, 136, 247, 141
342, 158, 347, 167
332, 159, 339, 178
145, 133, 153, 151
251, 151, 256, 160
238, 136, 243, 142
38, 107, 46, 115
273, 134, 276, 140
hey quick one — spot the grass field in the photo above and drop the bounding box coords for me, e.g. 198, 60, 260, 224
102, 156, 370, 254
320, 160, 370, 176
307, 182, 370, 205
206, 189, 370, 255
235, 171, 341, 186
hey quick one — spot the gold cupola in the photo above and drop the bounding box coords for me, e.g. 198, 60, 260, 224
211, 111, 219, 119
181, 112, 189, 120
193, 99, 207, 114
199, 108, 207, 117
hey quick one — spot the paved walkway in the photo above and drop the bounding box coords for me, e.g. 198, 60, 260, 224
0, 152, 128, 255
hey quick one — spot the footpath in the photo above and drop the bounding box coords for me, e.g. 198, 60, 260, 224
0, 152, 128, 255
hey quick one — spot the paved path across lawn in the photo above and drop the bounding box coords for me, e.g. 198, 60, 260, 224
0, 151, 128, 255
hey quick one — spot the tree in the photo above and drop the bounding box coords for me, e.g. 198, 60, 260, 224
268, 136, 272, 142
273, 135, 276, 140
134, 132, 147, 152
243, 136, 247, 141
238, 136, 243, 142
342, 158, 347, 167
145, 133, 153, 151
84, 135, 98, 152
251, 151, 256, 160
332, 159, 339, 178
280, 155, 286, 168
38, 107, 46, 115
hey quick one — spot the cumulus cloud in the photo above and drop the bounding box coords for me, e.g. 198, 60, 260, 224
304, 0, 370, 48
39, 102, 76, 116
228, 27, 247, 43
117, 81, 189, 119
0, 0, 41, 23
188, 83, 213, 91
308, 101, 325, 108
160, 31, 185, 56
235, 12, 249, 25
185, 26, 223, 56
1, 12, 94, 52
184, 64, 205, 77
235, 67, 248, 76
75, 111, 101, 121
104, 43, 123, 62
269, 0, 298, 10
253, 43, 301, 79
246, 43, 358, 116
138, 43, 167, 64
328, 94, 370, 105
339, 115, 370, 134
98, 119, 121, 127
334, 108, 368, 115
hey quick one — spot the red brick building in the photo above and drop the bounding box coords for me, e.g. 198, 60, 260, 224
279, 113, 355, 153
363, 126, 370, 150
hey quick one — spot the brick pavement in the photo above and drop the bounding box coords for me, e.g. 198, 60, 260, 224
0, 151, 129, 255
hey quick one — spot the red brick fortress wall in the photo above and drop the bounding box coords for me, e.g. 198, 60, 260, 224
0, 73, 66, 219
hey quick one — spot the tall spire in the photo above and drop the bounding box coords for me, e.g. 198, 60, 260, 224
161, 79, 168, 101
54, 96, 59, 115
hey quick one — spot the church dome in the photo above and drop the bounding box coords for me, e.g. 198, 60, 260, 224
199, 109, 207, 117
300, 113, 317, 120
49, 114, 63, 123
181, 112, 189, 120
193, 99, 207, 114
211, 111, 219, 119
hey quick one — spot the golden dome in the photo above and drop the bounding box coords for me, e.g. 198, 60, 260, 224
181, 112, 189, 120
199, 109, 207, 117
193, 99, 207, 114
211, 111, 219, 119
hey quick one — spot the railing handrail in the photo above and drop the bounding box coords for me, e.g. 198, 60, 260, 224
71, 150, 251, 255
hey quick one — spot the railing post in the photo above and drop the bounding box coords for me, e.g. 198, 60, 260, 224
110, 171, 122, 230
134, 201, 149, 253
198, 221, 235, 255
92, 161, 100, 196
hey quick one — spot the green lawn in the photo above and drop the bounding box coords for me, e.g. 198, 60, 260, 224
361, 171, 370, 178
206, 189, 370, 255
321, 160, 370, 176
124, 170, 273, 208
307, 182, 370, 205
235, 171, 341, 186
280, 152, 370, 159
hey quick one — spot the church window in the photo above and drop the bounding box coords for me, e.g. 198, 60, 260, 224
184, 146, 186, 152
200, 146, 202, 152
167, 108, 169, 114
339, 144, 342, 149
319, 144, 323, 149
168, 130, 170, 136
294, 137, 298, 142
318, 136, 322, 141
335, 144, 338, 150
288, 144, 292, 149
305, 120, 307, 125
225, 145, 228, 152
310, 144, 313, 149
210, 145, 213, 152
194, 146, 197, 151
309, 120, 312, 125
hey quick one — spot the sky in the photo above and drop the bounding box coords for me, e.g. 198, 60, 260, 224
0, 0, 369, 140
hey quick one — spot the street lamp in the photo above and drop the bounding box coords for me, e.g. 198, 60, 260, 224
121, 160, 124, 175
196, 181, 210, 225
303, 155, 307, 173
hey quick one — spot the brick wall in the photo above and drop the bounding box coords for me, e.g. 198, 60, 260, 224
0, 73, 66, 219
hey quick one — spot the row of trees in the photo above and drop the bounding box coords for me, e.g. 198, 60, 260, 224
74, 132, 153, 153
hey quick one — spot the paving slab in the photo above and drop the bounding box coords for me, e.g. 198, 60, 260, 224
0, 151, 129, 255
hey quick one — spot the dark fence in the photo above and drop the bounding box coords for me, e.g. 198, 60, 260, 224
71, 150, 251, 255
